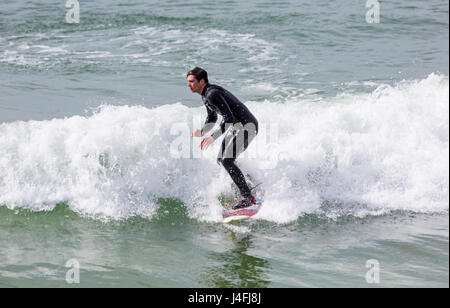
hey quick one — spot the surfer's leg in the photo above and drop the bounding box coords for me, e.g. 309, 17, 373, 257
217, 123, 258, 199
217, 129, 252, 198
229, 123, 258, 193
220, 158, 253, 198
217, 122, 258, 162
234, 122, 258, 159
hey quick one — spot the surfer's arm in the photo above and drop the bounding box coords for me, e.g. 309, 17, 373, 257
200, 106, 218, 136
207, 90, 235, 140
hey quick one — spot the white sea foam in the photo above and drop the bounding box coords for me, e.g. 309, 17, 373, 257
0, 74, 448, 223
0, 26, 279, 70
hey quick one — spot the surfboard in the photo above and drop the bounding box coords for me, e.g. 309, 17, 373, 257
219, 180, 264, 223
222, 199, 263, 223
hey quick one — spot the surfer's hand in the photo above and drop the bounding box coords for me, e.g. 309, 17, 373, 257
190, 129, 202, 137
200, 136, 215, 150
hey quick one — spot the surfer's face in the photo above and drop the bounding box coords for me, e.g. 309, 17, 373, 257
187, 75, 205, 94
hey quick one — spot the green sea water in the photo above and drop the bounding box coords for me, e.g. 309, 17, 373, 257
1, 201, 448, 288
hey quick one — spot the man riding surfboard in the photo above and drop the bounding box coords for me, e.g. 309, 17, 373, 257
187, 67, 259, 210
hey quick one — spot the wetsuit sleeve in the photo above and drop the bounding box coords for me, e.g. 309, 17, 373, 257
201, 106, 218, 136
207, 90, 235, 139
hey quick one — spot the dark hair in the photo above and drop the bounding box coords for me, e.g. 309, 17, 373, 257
187, 67, 209, 84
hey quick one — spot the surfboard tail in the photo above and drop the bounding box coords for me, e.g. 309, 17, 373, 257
222, 202, 263, 223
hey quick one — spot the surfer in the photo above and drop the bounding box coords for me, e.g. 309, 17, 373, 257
187, 67, 259, 210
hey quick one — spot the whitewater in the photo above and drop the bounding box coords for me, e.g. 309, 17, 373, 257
1, 74, 448, 223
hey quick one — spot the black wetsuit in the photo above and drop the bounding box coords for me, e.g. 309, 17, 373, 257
201, 83, 258, 199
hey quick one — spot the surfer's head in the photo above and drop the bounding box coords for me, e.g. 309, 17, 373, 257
187, 67, 208, 94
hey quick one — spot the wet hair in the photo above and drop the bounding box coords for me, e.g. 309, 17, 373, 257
187, 67, 209, 84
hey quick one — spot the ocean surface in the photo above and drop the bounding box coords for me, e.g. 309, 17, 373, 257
0, 0, 448, 287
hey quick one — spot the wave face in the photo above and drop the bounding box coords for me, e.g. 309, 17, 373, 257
0, 74, 448, 222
